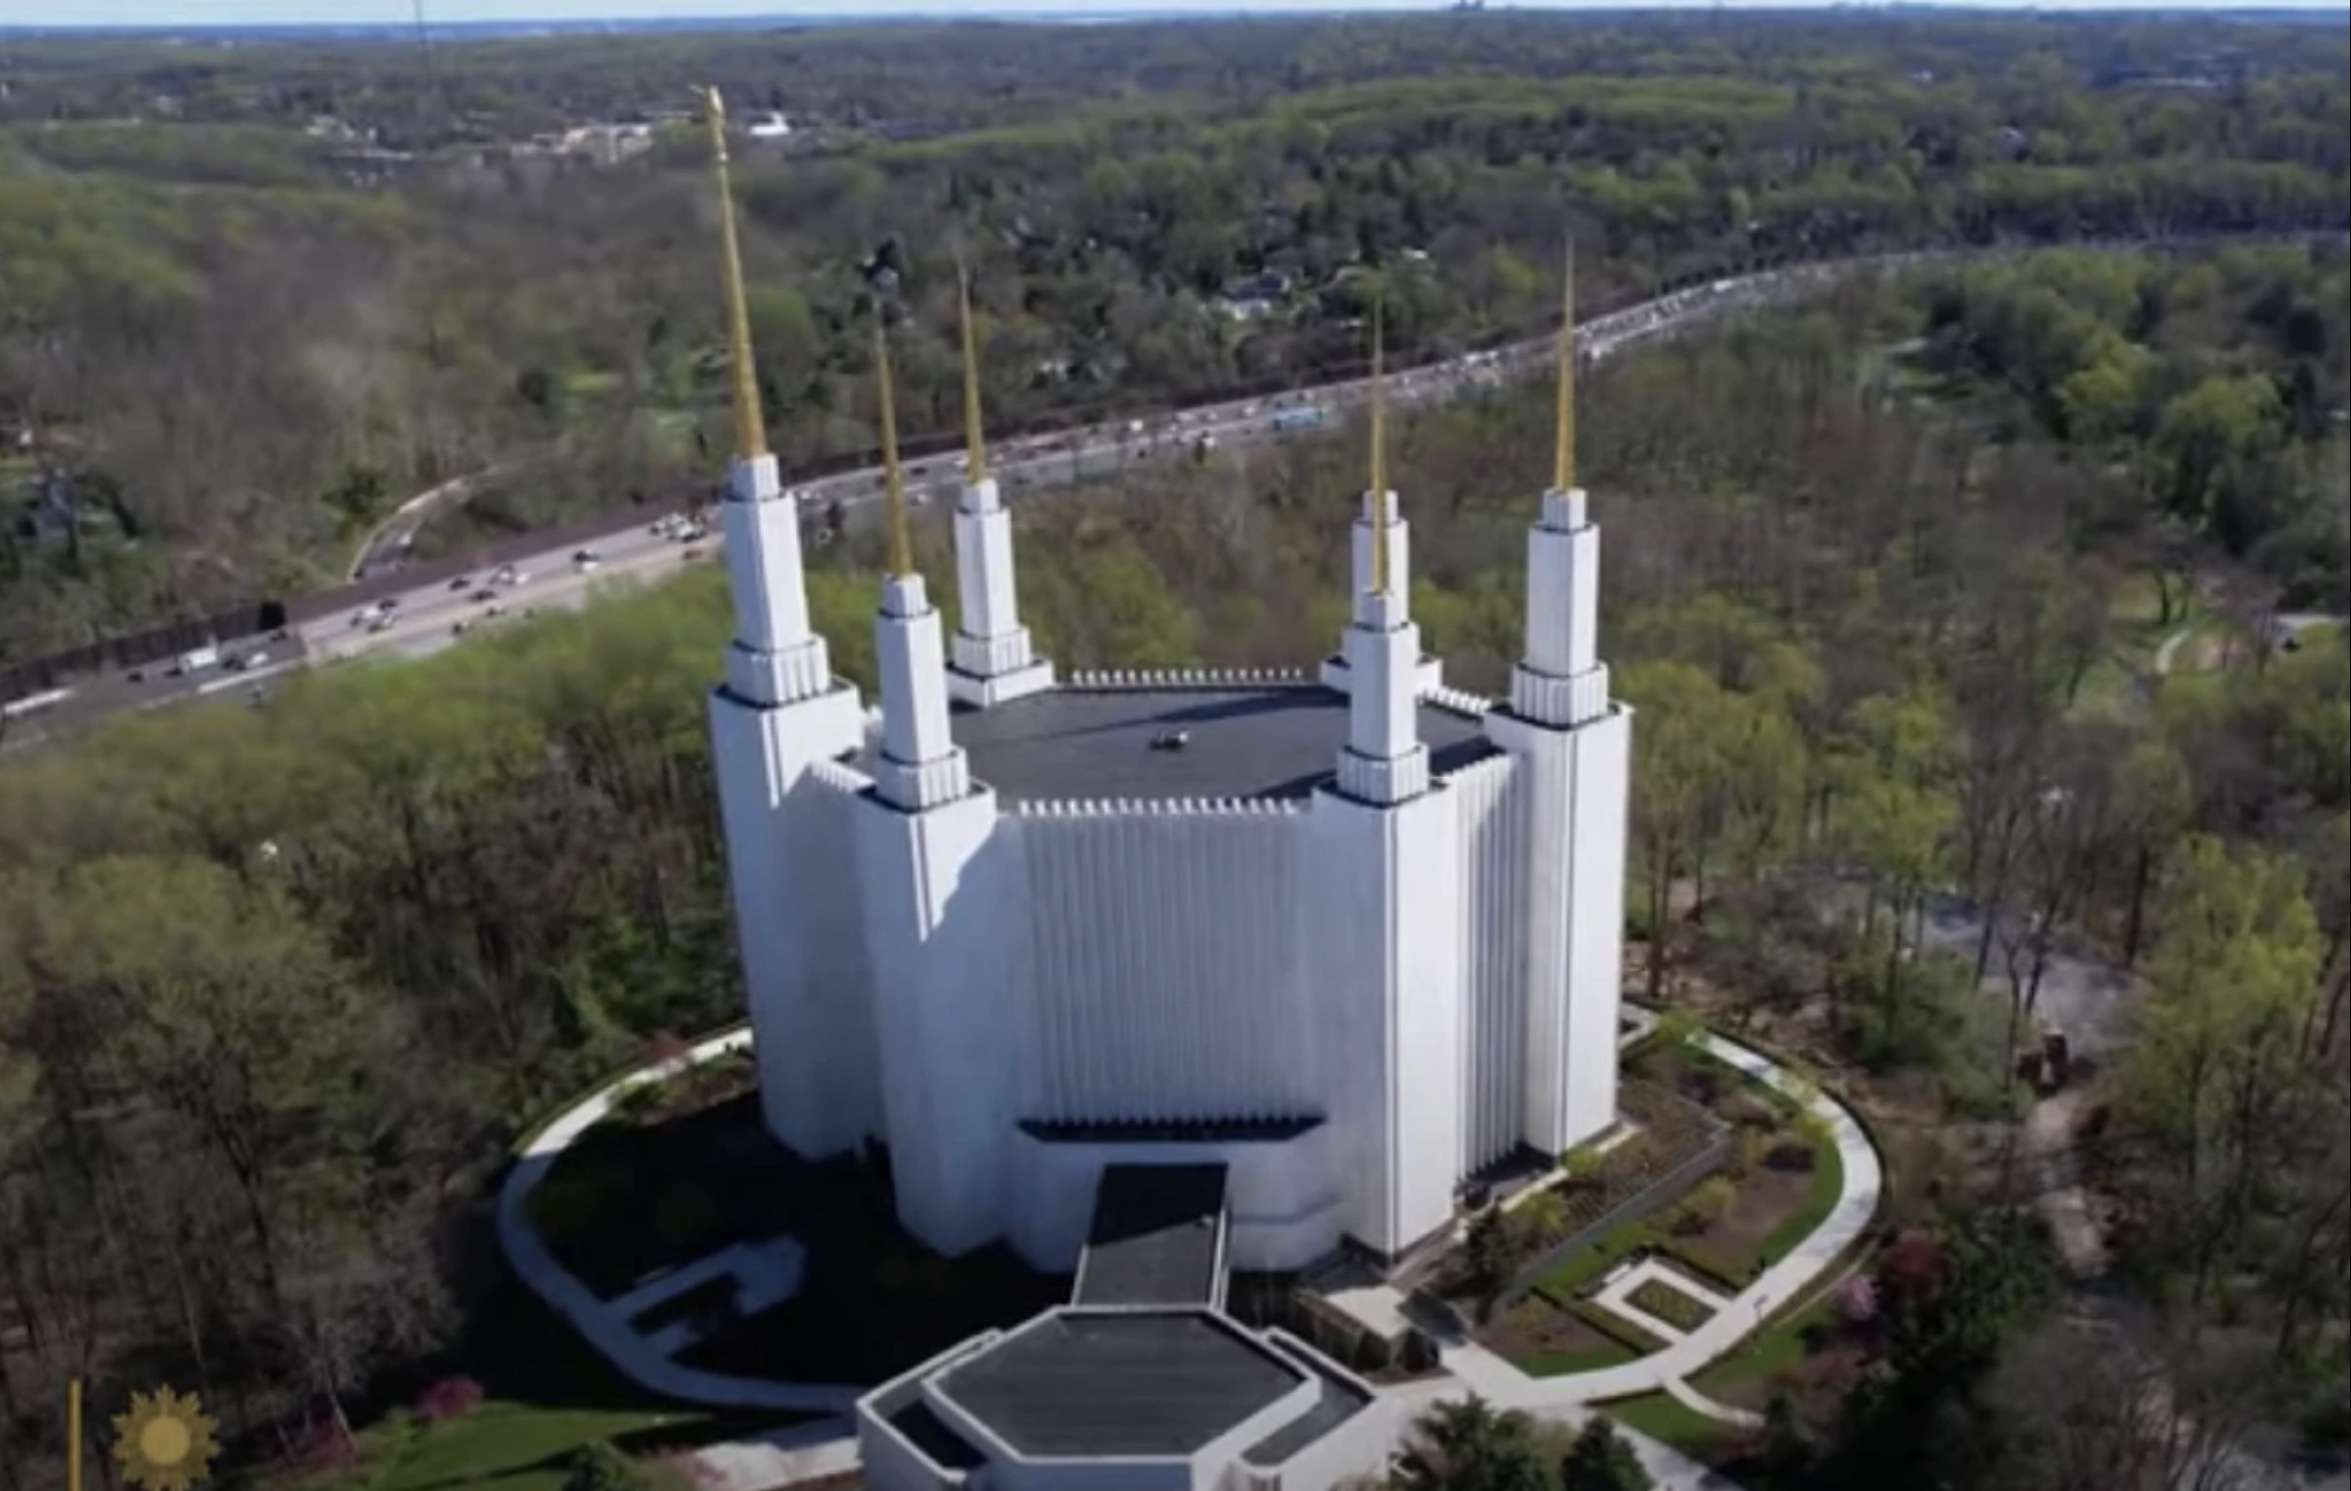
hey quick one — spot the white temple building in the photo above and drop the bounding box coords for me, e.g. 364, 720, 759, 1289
698, 111, 1630, 1289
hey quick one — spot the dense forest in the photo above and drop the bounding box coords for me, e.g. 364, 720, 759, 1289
0, 233, 2343, 1490
2, 10, 2348, 661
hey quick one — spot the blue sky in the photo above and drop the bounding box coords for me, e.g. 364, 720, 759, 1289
6, 0, 2344, 29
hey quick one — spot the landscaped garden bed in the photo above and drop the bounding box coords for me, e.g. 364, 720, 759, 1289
1626, 1276, 1717, 1332
1475, 1295, 1637, 1377
1431, 1079, 1728, 1315
1629, 1039, 1846, 1286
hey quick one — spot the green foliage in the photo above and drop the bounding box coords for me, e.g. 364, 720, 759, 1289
562, 1440, 658, 1491
3, 12, 2347, 657
1559, 1416, 1654, 1491
1392, 1396, 1559, 1491
1464, 1207, 1515, 1304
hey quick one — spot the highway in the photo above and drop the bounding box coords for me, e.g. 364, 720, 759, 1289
310, 259, 1870, 654
0, 250, 1902, 750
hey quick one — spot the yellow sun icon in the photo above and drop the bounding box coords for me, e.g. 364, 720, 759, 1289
110, 1387, 221, 1491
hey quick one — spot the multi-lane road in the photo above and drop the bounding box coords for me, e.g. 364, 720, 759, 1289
0, 250, 1913, 750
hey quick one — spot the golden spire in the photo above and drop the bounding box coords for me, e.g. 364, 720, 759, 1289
875, 325, 914, 578
958, 265, 989, 485
1369, 296, 1391, 597
701, 85, 767, 460
1553, 234, 1576, 494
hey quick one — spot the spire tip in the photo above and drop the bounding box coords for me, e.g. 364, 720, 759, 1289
703, 84, 768, 462
876, 325, 914, 579
1369, 296, 1392, 598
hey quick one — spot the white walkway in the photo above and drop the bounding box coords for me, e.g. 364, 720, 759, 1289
497, 1019, 1883, 1491
496, 1024, 862, 1420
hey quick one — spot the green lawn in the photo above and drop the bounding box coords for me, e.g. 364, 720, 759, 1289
1752, 1127, 1845, 1269
1690, 1292, 1838, 1405
270, 1265, 810, 1491
1524, 1338, 1636, 1377
1602, 1391, 1734, 1462
1531, 1217, 1665, 1301
368, 1405, 692, 1491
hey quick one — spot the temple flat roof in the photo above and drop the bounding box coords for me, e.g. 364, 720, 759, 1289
934, 1308, 1302, 1458
883, 683, 1495, 803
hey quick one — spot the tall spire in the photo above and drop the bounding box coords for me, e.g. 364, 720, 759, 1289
868, 323, 967, 812
701, 86, 767, 461
1553, 235, 1576, 495
958, 266, 989, 486
875, 325, 914, 579
1368, 297, 1391, 598
1511, 228, 1610, 733
944, 263, 1054, 707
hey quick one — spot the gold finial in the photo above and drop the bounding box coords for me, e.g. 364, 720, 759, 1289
875, 326, 914, 578
1553, 234, 1576, 494
701, 85, 768, 460
1369, 296, 1391, 597
958, 265, 988, 484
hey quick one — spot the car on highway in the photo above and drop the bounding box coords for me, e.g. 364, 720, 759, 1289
573, 549, 601, 573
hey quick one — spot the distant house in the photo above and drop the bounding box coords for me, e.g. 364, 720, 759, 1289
555, 122, 655, 166
745, 111, 792, 141
15, 466, 78, 546
1214, 269, 1293, 321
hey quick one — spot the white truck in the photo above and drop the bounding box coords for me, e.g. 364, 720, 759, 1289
172, 645, 220, 676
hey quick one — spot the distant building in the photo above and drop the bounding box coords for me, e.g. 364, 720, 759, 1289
744, 110, 792, 141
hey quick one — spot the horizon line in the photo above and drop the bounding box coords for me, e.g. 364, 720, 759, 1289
8, 1, 2350, 34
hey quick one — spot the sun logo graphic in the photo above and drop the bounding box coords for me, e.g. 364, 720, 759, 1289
109, 1386, 221, 1491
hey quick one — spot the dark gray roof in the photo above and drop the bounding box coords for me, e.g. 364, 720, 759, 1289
876, 683, 1495, 803
869, 1379, 987, 1470
936, 1309, 1302, 1458
1243, 1354, 1376, 1468
1073, 1164, 1228, 1308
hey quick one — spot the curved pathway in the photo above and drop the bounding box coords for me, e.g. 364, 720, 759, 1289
499, 1017, 1881, 1491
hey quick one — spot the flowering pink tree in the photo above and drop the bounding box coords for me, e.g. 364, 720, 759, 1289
415, 1376, 486, 1424
1832, 1274, 1879, 1326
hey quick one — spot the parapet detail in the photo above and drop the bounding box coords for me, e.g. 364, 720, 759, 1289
1009, 796, 1309, 818
1509, 661, 1612, 730
1422, 685, 1493, 720
1061, 668, 1315, 690
808, 757, 876, 797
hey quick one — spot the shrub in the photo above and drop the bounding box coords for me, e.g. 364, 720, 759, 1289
1726, 1129, 1768, 1178
1688, 1176, 1736, 1223
1832, 1275, 1879, 1325
1562, 1415, 1655, 1491
290, 1423, 362, 1474
609, 1079, 668, 1123
565, 1441, 658, 1491
1875, 1229, 1950, 1308
1399, 1329, 1441, 1374
414, 1376, 485, 1424
643, 1031, 692, 1068
1766, 1138, 1817, 1172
